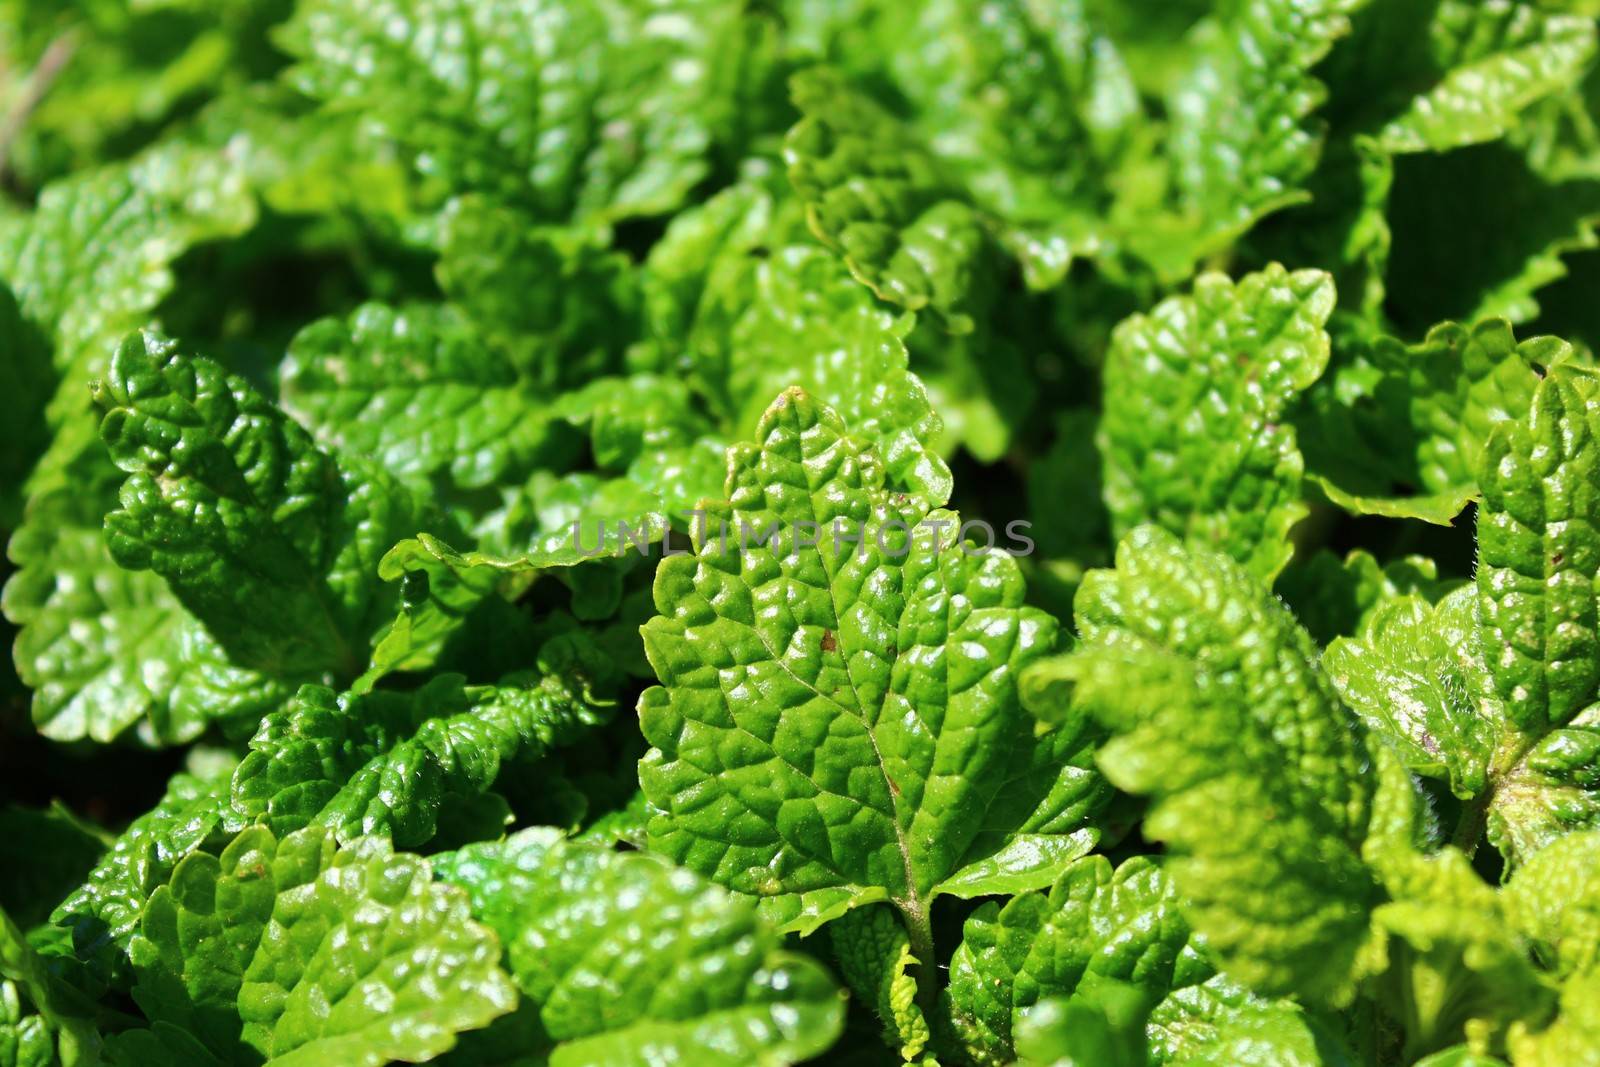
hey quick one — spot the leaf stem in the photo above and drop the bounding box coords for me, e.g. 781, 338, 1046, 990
1449, 792, 1489, 858
900, 900, 940, 1020
0, 31, 78, 184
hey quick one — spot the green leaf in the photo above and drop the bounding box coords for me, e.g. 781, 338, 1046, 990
1100, 265, 1335, 580
433, 829, 846, 1066
1369, 847, 1554, 1060
891, 0, 1141, 291
641, 183, 954, 500
0, 3, 282, 191
120, 825, 283, 1062
1012, 978, 1152, 1067
380, 522, 665, 605
1166, 0, 1360, 256
1506, 829, 1600, 980
0, 145, 277, 745
1046, 526, 1380, 1005
640, 170, 807, 368
784, 68, 990, 333
1330, 589, 1600, 870
1322, 366, 1600, 870
1509, 971, 1600, 1066
829, 905, 931, 1063
639, 388, 1097, 948
233, 670, 609, 850
1325, 590, 1501, 796
280, 302, 563, 493
434, 196, 641, 391
3, 460, 293, 745
0, 144, 255, 393
1476, 363, 1600, 732
551, 373, 706, 474
1275, 548, 1457, 644
1367, 3, 1597, 155
689, 244, 952, 504
53, 769, 239, 967
280, 0, 719, 221
178, 84, 424, 223
0, 905, 99, 1067
943, 855, 1199, 1065
1297, 318, 1554, 523
1293, 1, 1600, 321
120, 824, 514, 1067
95, 331, 443, 682
1147, 975, 1354, 1066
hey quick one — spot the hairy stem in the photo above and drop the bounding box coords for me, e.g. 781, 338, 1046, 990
1449, 792, 1490, 858
900, 899, 940, 1021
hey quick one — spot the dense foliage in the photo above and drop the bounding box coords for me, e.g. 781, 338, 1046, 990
7, 1, 1600, 1064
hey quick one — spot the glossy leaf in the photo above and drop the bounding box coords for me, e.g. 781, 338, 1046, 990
1100, 266, 1335, 579
433, 829, 846, 1066
639, 388, 1097, 948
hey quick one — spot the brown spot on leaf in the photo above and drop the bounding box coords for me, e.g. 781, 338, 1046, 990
821, 630, 836, 652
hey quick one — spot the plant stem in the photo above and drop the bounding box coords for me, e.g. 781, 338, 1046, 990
0, 31, 78, 183
1449, 792, 1489, 858
901, 899, 940, 1020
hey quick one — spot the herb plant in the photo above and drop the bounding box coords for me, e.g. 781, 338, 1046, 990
6, 2, 1600, 1065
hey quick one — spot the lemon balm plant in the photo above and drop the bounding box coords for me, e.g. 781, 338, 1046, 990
6, 1, 1600, 1064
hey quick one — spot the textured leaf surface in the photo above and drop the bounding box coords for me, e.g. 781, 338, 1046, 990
1100, 266, 1334, 579
4, 460, 292, 745
121, 825, 515, 1067
96, 332, 439, 682
233, 671, 609, 849
1298, 318, 1555, 523
0, 905, 99, 1067
280, 302, 559, 492
1476, 363, 1600, 733
1321, 365, 1600, 872
281, 0, 718, 221
1370, 4, 1597, 154
0, 143, 254, 387
53, 771, 238, 966
1329, 566, 1600, 868
1048, 527, 1379, 1004
1370, 847, 1554, 1059
829, 905, 930, 1062
944, 855, 1201, 1065
1146, 976, 1351, 1066
1509, 972, 1600, 1067
433, 829, 846, 1066
1167, 0, 1357, 250
435, 196, 642, 390
639, 389, 1090, 943
1, 145, 269, 743
1506, 830, 1600, 980
1325, 589, 1501, 796
785, 69, 989, 333
1296, 0, 1600, 321
680, 243, 952, 505
879, 0, 1139, 290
